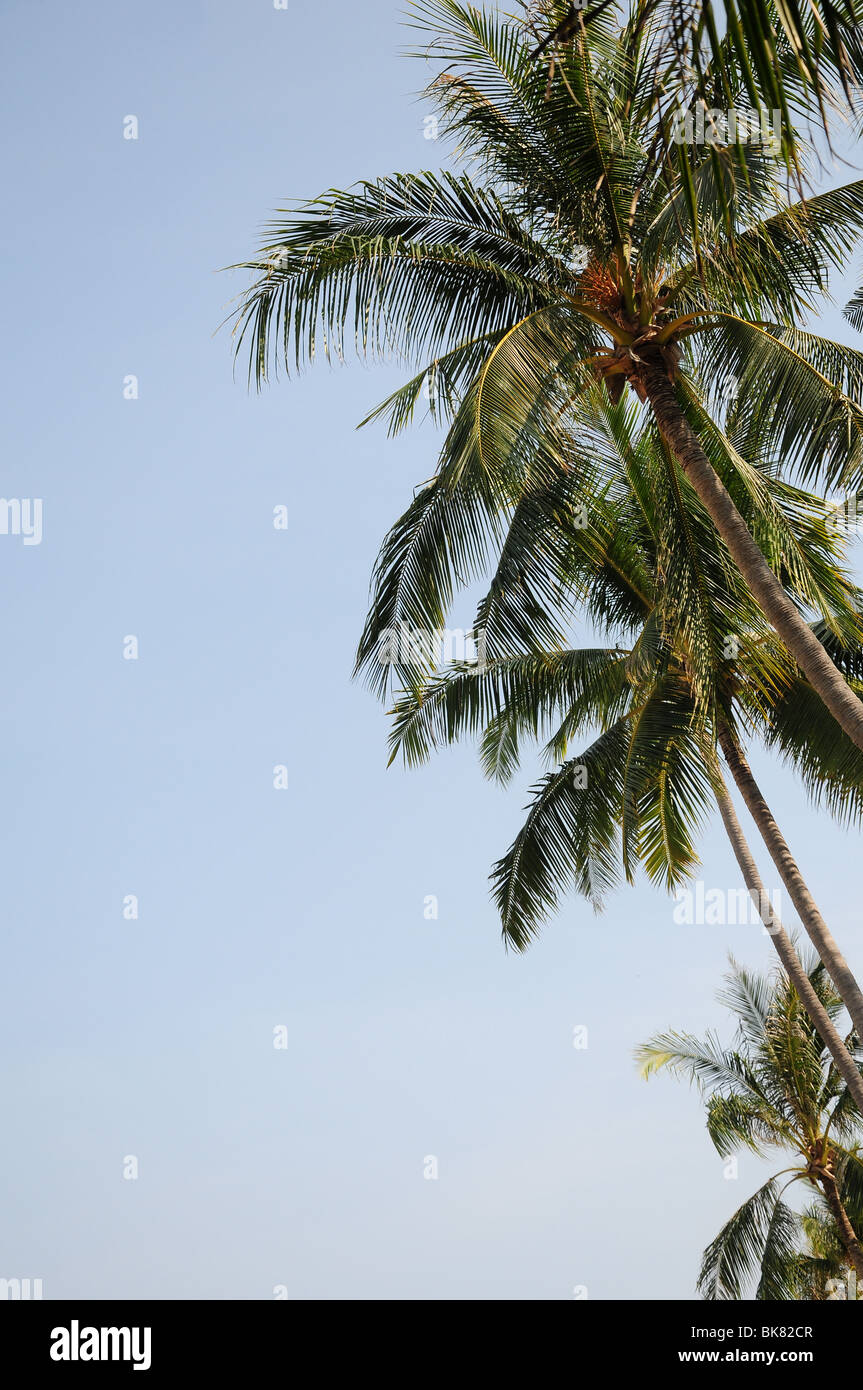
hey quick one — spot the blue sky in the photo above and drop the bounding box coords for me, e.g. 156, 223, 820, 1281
1, 0, 861, 1300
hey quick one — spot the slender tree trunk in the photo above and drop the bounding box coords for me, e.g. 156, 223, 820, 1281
717, 720, 863, 1042
714, 777, 863, 1112
640, 367, 863, 752
820, 1171, 863, 1282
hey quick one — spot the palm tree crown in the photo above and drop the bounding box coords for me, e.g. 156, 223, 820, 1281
230, 1, 863, 745
384, 392, 863, 943
638, 954, 863, 1298
381, 392, 863, 1102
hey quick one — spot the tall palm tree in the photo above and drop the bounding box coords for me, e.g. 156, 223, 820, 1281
384, 390, 863, 1099
231, 1, 863, 746
638, 954, 863, 1294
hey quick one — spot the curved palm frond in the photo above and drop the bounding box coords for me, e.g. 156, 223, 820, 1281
698, 1180, 799, 1301
387, 646, 630, 773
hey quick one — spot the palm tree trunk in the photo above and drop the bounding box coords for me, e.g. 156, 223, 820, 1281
819, 1171, 863, 1282
714, 777, 863, 1113
641, 367, 863, 752
717, 720, 863, 1042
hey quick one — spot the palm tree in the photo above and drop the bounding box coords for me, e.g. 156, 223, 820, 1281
638, 954, 863, 1295
792, 1201, 863, 1298
384, 389, 863, 1094
231, 1, 863, 747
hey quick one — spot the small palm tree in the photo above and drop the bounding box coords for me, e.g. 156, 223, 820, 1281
638, 955, 863, 1296
232, 2, 863, 748
792, 1201, 863, 1299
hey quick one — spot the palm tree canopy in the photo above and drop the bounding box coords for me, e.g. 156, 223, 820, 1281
383, 392, 863, 945
229, 1, 863, 705
792, 1199, 863, 1298
638, 953, 863, 1298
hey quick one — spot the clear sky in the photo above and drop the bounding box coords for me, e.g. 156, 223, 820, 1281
1, 0, 860, 1300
